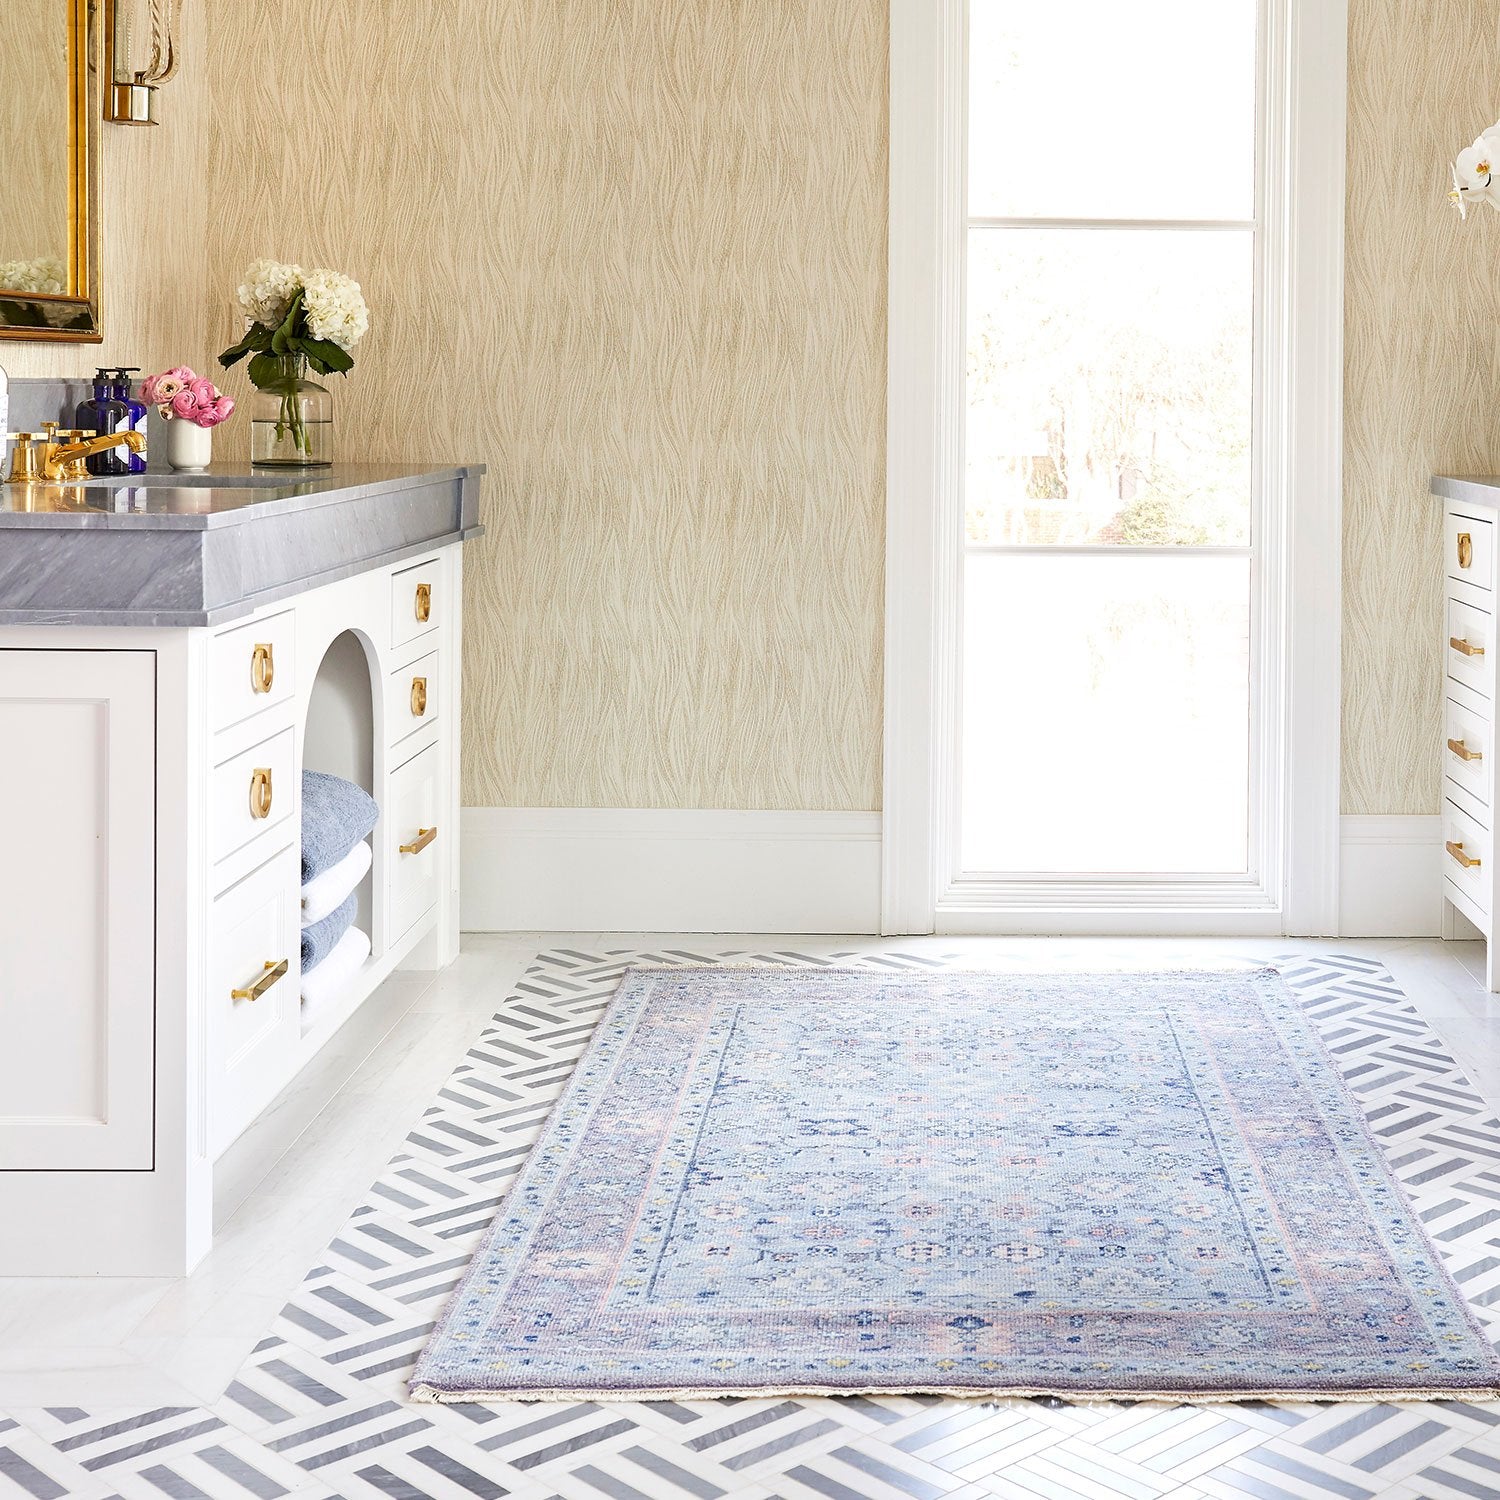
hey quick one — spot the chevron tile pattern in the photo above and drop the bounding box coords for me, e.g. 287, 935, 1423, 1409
5, 949, 1500, 1499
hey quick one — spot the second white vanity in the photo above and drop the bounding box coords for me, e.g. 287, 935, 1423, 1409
1434, 473, 1500, 991
0, 454, 482, 1274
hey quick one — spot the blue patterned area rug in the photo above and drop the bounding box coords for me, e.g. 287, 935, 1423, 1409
411, 965, 1500, 1403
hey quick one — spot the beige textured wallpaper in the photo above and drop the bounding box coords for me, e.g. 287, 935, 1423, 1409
1342, 0, 1500, 815
7, 2, 1486, 819
3, 3, 205, 380
204, 0, 888, 812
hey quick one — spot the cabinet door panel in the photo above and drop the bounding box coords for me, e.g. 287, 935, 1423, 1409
0, 650, 155, 1170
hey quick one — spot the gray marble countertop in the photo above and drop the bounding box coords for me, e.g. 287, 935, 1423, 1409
1433, 475, 1500, 509
0, 463, 473, 528
0, 462, 484, 627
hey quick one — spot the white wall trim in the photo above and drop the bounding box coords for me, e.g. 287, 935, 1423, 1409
882, 0, 1347, 937
882, 0, 965, 936
1338, 815, 1449, 937
1276, 0, 1347, 935
461, 808, 882, 935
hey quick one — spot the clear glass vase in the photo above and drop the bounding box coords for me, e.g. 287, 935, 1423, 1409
250, 354, 333, 467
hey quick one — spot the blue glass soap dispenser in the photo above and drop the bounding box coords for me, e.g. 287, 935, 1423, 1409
74, 369, 128, 476
113, 368, 148, 473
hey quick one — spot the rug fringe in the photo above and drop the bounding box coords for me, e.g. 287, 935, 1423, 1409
409, 1380, 1500, 1406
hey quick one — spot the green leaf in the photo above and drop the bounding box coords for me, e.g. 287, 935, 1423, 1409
247, 352, 284, 389
300, 337, 354, 376
270, 290, 306, 355
219, 324, 274, 368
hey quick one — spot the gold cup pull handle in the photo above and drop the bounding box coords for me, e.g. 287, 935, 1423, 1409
1447, 839, 1482, 869
249, 766, 273, 819
410, 676, 428, 716
251, 642, 275, 693
400, 825, 437, 855
231, 959, 289, 1002
1459, 531, 1475, 569
414, 582, 432, 623
1450, 636, 1486, 658
1448, 737, 1484, 763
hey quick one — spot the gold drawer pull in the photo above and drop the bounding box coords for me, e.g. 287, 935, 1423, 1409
249, 766, 273, 819
1447, 839, 1482, 869
1450, 636, 1486, 658
400, 825, 437, 855
1459, 532, 1475, 569
414, 582, 432, 623
1449, 737, 1484, 762
251, 642, 274, 693
231, 959, 288, 1001
411, 675, 428, 716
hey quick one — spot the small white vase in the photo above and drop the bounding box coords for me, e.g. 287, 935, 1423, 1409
163, 418, 212, 472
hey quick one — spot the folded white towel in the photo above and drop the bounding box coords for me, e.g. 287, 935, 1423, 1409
301, 839, 372, 926
300, 925, 371, 1028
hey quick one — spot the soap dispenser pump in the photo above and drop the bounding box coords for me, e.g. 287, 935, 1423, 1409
112, 369, 148, 473
74, 370, 128, 477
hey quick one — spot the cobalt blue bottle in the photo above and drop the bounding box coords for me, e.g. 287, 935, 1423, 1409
113, 368, 148, 473
74, 369, 128, 476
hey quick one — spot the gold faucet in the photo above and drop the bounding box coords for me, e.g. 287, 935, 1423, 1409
6, 426, 143, 483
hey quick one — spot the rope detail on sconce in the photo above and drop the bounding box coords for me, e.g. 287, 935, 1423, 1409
103, 0, 184, 126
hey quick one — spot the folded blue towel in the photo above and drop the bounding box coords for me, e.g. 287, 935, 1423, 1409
302, 770, 379, 882
302, 889, 358, 973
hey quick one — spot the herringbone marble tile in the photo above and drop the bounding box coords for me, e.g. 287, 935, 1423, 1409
4, 950, 1500, 1500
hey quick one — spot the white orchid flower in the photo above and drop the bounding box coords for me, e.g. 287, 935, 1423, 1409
1451, 121, 1500, 216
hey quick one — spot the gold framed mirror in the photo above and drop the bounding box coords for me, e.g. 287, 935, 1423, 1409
0, 0, 100, 342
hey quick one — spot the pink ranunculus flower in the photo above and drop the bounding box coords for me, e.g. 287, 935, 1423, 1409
167, 365, 196, 383
170, 387, 201, 419
189, 377, 219, 404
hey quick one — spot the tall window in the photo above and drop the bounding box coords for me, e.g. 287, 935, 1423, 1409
960, 0, 1259, 879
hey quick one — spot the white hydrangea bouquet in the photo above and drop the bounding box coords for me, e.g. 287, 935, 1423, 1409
219, 259, 369, 464
219, 258, 369, 383
1451, 116, 1500, 217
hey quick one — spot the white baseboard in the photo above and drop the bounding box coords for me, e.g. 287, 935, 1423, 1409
462, 809, 1458, 940
461, 807, 882, 934
1339, 815, 1448, 937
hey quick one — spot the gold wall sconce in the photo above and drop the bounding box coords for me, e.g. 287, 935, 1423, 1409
103, 0, 183, 125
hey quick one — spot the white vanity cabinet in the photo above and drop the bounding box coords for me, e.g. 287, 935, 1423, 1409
1435, 479, 1500, 989
0, 465, 476, 1275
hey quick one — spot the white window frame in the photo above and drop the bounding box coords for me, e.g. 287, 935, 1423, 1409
883, 0, 1346, 936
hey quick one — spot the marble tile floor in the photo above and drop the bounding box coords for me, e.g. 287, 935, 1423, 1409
3, 935, 1500, 1500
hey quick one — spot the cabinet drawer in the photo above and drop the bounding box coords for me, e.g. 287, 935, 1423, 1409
1445, 694, 1491, 811
209, 610, 296, 732
1443, 798, 1491, 916
391, 557, 442, 649
386, 650, 439, 747
389, 742, 441, 939
1448, 512, 1494, 592
1447, 597, 1493, 699
210, 844, 299, 1155
212, 726, 295, 865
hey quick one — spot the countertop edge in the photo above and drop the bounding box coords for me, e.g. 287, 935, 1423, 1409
0, 524, 484, 628
1433, 475, 1500, 509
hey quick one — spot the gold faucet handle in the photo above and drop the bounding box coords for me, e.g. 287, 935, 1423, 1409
5, 433, 39, 484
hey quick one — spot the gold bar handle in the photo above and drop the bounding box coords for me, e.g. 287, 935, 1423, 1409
1447, 839, 1482, 869
414, 582, 432, 623
251, 642, 274, 693
231, 959, 288, 1001
1450, 636, 1486, 658
249, 767, 273, 819
1448, 737, 1484, 763
400, 825, 437, 855
410, 675, 428, 716
1459, 532, 1475, 569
